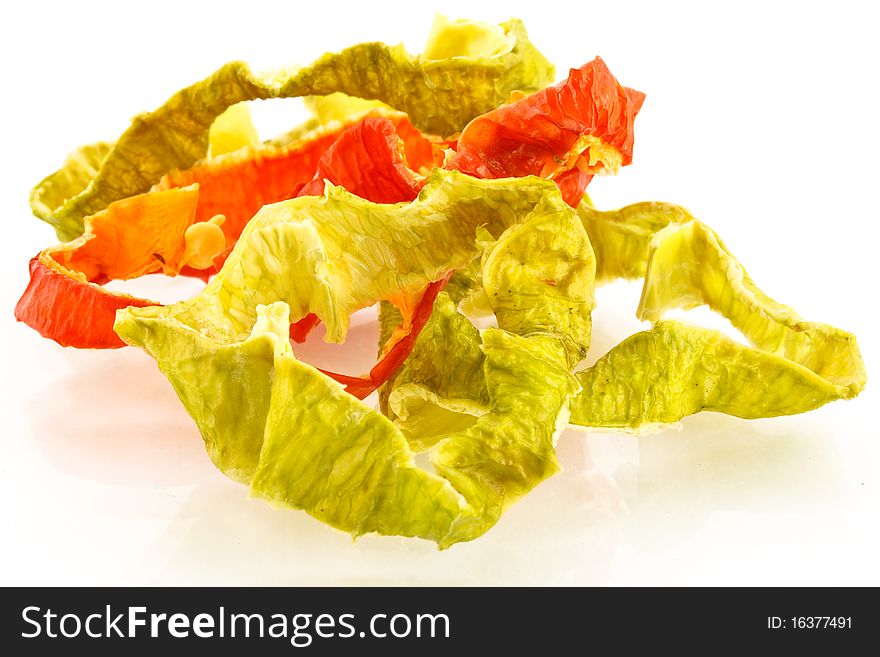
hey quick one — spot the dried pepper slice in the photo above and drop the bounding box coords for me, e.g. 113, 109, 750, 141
14, 186, 200, 348
569, 211, 866, 428
447, 56, 645, 207
156, 115, 362, 246
317, 274, 452, 400
294, 116, 438, 202
32, 16, 553, 241
114, 172, 593, 545
15, 253, 159, 349
15, 114, 365, 348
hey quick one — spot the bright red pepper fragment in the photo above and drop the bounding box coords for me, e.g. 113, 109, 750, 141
318, 273, 452, 400
295, 116, 440, 200
447, 56, 645, 206
15, 254, 159, 348
14, 186, 200, 348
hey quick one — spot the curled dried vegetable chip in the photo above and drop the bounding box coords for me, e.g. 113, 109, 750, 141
448, 56, 645, 207
569, 205, 865, 428
33, 16, 553, 241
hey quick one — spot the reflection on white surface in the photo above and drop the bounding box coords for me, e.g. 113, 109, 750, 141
23, 347, 206, 487
124, 430, 639, 586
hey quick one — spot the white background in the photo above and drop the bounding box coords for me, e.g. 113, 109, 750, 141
1, 0, 878, 586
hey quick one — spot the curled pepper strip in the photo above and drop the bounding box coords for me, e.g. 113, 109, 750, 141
114, 173, 592, 546
568, 204, 866, 429
165, 110, 438, 250
32, 17, 553, 241
15, 113, 366, 348
294, 116, 439, 202
318, 273, 452, 400
14, 186, 200, 348
448, 56, 645, 207
15, 253, 159, 349
157, 117, 363, 247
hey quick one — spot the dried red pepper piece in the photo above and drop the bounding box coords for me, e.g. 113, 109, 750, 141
157, 122, 350, 243
14, 186, 200, 348
447, 56, 645, 206
319, 274, 452, 399
295, 116, 440, 200
15, 253, 159, 348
